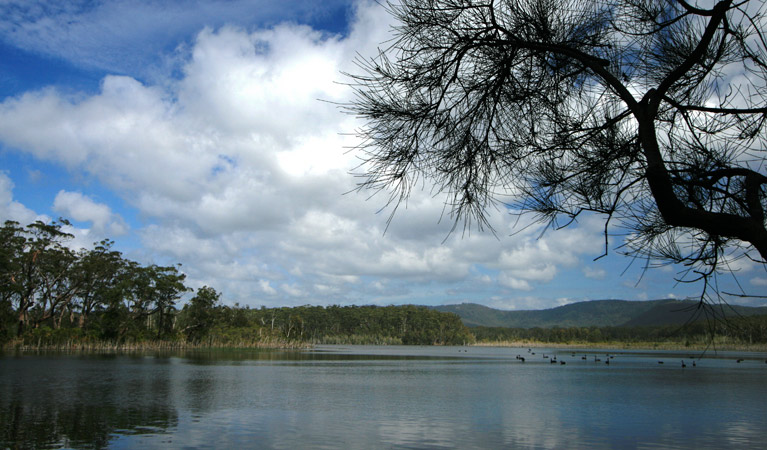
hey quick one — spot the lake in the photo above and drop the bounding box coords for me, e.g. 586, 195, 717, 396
1, 345, 766, 449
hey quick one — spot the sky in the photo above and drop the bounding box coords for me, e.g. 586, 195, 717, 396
0, 0, 764, 311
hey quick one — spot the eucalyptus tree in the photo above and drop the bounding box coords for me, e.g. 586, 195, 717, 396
33, 233, 79, 330
0, 221, 25, 336
181, 285, 221, 343
120, 262, 188, 338
72, 240, 127, 329
148, 265, 189, 338
0, 222, 24, 303
0, 220, 76, 335
346, 0, 767, 298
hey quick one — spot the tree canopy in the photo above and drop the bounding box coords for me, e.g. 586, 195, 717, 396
0, 219, 472, 347
0, 220, 190, 341
346, 0, 767, 298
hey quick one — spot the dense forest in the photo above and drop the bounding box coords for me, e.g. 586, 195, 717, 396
435, 300, 767, 328
471, 315, 767, 347
2, 219, 765, 350
0, 220, 472, 348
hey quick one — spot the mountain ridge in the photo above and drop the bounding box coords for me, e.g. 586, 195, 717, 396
432, 299, 767, 328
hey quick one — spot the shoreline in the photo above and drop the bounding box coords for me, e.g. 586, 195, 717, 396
471, 340, 767, 352
3, 340, 767, 353
0, 340, 310, 353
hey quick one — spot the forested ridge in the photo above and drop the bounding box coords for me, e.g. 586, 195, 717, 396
0, 220, 472, 348
471, 315, 767, 347
437, 301, 767, 346
435, 301, 767, 328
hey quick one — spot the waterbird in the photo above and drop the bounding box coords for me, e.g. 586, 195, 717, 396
560, 360, 566, 365
581, 355, 587, 360
519, 356, 525, 362
737, 359, 744, 363
605, 359, 609, 365
658, 361, 664, 364
681, 360, 686, 368
693, 361, 696, 367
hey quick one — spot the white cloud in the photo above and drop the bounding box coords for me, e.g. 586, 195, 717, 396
1, 3, 499, 307
494, 216, 604, 289
498, 273, 533, 291
0, 0, 358, 79
53, 190, 128, 236
0, 1, 730, 307
281, 283, 305, 298
583, 266, 607, 280
0, 172, 42, 224
0, 173, 122, 251
259, 280, 277, 295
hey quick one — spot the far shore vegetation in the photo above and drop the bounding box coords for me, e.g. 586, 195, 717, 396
2, 219, 767, 352
469, 319, 767, 352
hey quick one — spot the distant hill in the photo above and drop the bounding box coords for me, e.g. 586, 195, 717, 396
433, 300, 767, 328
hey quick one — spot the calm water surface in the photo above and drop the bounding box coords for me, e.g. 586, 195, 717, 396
1, 345, 766, 449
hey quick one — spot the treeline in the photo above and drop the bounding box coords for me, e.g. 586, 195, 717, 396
5, 218, 763, 350
1, 220, 191, 344
472, 315, 767, 346
0, 219, 471, 347
222, 304, 475, 345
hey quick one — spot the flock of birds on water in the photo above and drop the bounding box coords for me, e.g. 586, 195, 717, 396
501, 348, 766, 367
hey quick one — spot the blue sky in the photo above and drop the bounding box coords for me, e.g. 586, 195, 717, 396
0, 0, 764, 310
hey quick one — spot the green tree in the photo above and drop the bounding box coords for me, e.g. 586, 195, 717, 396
0, 221, 25, 337
1, 220, 75, 335
71, 240, 126, 330
110, 262, 188, 340
347, 0, 767, 297
146, 265, 188, 339
31, 238, 78, 330
181, 286, 221, 343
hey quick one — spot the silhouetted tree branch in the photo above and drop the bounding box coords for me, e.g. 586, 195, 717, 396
345, 0, 767, 296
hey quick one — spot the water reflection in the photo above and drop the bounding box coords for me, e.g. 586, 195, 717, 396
0, 354, 177, 449
2, 346, 766, 449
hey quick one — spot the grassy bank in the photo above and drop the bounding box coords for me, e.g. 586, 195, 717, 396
1, 337, 310, 352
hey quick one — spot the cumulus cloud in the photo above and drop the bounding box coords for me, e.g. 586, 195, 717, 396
0, 8, 619, 307
0, 0, 357, 80
498, 274, 534, 291
0, 1, 722, 308
583, 266, 607, 280
0, 172, 42, 224
53, 190, 128, 236
0, 173, 122, 251
495, 216, 604, 290
259, 280, 277, 295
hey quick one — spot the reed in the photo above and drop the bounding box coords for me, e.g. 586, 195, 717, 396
1, 337, 310, 352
